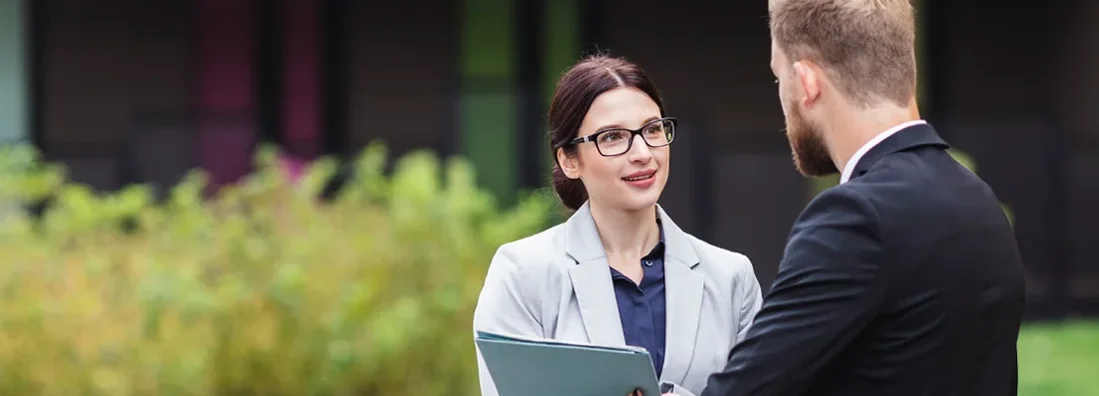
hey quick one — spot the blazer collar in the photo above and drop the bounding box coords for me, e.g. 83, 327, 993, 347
563, 202, 704, 385
848, 122, 950, 182
563, 202, 700, 268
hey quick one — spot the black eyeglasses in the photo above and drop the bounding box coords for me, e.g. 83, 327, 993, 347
560, 117, 677, 157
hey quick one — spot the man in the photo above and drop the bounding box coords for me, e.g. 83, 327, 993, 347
699, 1, 1027, 395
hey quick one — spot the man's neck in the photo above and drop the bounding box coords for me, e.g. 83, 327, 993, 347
589, 201, 660, 259
828, 105, 920, 173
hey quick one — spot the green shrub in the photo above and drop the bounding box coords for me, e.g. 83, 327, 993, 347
0, 143, 554, 396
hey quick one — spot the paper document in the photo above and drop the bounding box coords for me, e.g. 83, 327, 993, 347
475, 330, 661, 396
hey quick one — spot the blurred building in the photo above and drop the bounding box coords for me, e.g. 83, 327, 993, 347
0, 0, 1096, 319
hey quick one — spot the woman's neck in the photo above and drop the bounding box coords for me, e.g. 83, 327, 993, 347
589, 201, 660, 259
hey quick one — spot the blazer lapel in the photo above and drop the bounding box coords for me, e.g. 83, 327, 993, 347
656, 205, 704, 385
564, 203, 626, 346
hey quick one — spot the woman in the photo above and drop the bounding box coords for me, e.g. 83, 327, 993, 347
473, 54, 762, 396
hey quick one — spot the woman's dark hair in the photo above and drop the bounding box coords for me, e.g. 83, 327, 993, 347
548, 54, 666, 211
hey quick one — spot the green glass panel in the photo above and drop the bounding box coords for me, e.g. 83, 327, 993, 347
539, 0, 581, 183
0, 0, 28, 144
460, 0, 516, 202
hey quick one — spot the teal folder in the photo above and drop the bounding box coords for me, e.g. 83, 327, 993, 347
475, 330, 661, 396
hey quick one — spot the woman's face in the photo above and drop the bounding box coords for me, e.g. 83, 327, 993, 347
557, 86, 670, 212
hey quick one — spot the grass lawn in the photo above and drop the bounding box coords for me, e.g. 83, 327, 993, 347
1018, 320, 1099, 396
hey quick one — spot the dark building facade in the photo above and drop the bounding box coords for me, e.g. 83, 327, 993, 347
12, 0, 1099, 319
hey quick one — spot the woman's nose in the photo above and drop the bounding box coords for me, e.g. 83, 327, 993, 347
626, 135, 653, 161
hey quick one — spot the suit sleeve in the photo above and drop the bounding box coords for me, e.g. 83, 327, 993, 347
472, 245, 545, 396
702, 187, 886, 396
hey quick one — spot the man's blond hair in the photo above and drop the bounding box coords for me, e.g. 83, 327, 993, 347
769, 0, 917, 108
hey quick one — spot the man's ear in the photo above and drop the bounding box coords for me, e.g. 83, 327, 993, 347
792, 61, 821, 108
556, 148, 581, 179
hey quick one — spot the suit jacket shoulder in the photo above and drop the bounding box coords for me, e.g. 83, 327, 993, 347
485, 210, 762, 316
700, 123, 1025, 396
684, 234, 760, 302
479, 222, 571, 326
493, 222, 568, 271
796, 182, 883, 242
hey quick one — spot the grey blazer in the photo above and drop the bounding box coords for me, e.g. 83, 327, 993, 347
473, 203, 763, 396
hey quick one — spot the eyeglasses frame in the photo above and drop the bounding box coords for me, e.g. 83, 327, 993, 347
557, 117, 678, 157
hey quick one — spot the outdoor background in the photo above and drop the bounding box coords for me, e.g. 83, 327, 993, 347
0, 0, 1095, 395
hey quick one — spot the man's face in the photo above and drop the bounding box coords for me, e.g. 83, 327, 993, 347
771, 41, 838, 177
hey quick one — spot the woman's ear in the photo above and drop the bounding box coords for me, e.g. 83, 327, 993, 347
556, 148, 581, 179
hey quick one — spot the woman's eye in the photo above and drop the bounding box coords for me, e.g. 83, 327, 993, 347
600, 132, 623, 142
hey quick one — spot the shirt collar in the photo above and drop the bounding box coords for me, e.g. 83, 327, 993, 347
840, 120, 927, 184
646, 219, 666, 260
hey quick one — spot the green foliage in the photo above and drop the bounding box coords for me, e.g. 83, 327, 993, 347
807, 149, 1015, 226
1018, 320, 1099, 396
0, 143, 554, 396
808, 174, 840, 200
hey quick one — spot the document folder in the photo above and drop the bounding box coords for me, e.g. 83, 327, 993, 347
475, 330, 662, 396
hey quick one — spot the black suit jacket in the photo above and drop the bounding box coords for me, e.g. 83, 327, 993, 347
702, 124, 1026, 396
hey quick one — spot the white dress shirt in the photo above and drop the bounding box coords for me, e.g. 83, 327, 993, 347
839, 120, 927, 184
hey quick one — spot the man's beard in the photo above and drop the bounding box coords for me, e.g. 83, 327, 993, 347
784, 103, 839, 177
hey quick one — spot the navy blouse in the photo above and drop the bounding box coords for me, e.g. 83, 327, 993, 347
607, 222, 667, 377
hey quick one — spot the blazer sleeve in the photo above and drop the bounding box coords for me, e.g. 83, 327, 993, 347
702, 187, 887, 396
735, 260, 764, 345
472, 244, 545, 396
